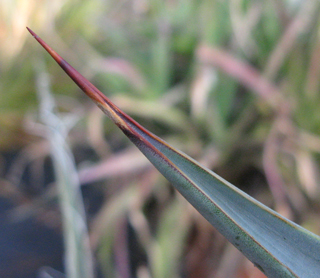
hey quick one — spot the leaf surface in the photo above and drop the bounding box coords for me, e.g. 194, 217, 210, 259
27, 27, 320, 278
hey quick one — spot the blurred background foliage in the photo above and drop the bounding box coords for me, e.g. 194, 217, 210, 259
1, 0, 320, 277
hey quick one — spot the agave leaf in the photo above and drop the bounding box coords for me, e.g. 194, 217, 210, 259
27, 28, 320, 278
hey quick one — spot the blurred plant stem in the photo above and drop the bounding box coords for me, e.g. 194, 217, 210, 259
35, 60, 94, 278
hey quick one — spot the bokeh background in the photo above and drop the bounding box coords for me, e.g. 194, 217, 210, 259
1, 0, 320, 277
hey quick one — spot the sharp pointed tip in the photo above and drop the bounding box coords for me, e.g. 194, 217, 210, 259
26, 27, 37, 38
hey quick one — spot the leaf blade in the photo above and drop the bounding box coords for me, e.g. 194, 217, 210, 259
27, 27, 320, 278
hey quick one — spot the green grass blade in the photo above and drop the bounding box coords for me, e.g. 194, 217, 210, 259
27, 28, 320, 278
35, 61, 94, 278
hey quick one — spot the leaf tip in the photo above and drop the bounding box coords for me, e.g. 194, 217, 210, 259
26, 27, 37, 38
